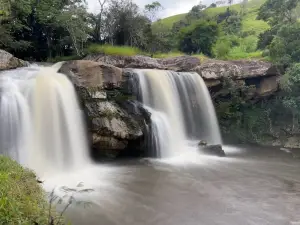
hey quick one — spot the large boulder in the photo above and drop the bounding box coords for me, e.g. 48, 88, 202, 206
88, 101, 146, 157
0, 49, 27, 70
59, 60, 150, 157
59, 60, 123, 91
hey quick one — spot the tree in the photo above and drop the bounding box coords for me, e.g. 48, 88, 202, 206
240, 0, 248, 15
223, 14, 242, 34
257, 0, 298, 26
91, 0, 108, 42
280, 63, 300, 130
178, 20, 219, 55
186, 3, 207, 24
269, 22, 300, 65
57, 0, 90, 56
101, 0, 151, 47
144, 1, 163, 22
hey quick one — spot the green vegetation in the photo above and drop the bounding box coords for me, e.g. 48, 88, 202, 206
178, 21, 219, 55
87, 44, 142, 56
155, 14, 187, 30
215, 0, 300, 144
0, 156, 62, 225
0, 0, 271, 61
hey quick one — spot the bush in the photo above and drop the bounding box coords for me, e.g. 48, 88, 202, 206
240, 35, 258, 53
178, 20, 219, 56
213, 38, 231, 59
223, 14, 242, 35
0, 156, 60, 224
228, 47, 262, 59
87, 44, 142, 56
269, 23, 300, 65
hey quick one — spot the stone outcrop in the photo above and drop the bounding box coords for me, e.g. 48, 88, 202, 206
159, 56, 201, 72
84, 54, 166, 70
0, 49, 27, 70
59, 60, 150, 158
194, 59, 274, 80
85, 54, 280, 99
84, 54, 202, 72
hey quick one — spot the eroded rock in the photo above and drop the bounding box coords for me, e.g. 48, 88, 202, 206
194, 59, 273, 80
158, 56, 201, 72
0, 49, 27, 70
59, 60, 149, 157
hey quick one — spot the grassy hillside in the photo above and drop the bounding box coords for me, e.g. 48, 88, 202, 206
155, 0, 269, 36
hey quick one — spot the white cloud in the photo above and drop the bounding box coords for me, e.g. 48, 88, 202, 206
86, 0, 242, 18
87, 0, 213, 18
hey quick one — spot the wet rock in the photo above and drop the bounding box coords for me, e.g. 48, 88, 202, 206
0, 49, 27, 70
198, 140, 208, 146
59, 61, 149, 157
199, 144, 226, 157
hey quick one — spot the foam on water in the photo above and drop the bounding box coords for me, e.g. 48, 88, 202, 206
0, 66, 90, 178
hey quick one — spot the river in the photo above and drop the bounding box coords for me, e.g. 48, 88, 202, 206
44, 145, 300, 225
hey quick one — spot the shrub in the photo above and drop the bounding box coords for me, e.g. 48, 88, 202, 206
178, 20, 219, 56
87, 44, 142, 56
0, 156, 61, 225
227, 47, 262, 59
240, 35, 258, 53
213, 38, 231, 59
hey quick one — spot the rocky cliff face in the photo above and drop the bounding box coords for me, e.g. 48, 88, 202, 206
59, 60, 150, 158
67, 55, 282, 155
85, 54, 279, 99
0, 49, 27, 70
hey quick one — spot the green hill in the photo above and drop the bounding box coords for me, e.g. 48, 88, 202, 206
155, 0, 269, 36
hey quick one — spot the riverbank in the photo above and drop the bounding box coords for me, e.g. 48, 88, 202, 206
0, 156, 63, 224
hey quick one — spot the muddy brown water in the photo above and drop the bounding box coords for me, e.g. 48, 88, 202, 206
57, 145, 300, 225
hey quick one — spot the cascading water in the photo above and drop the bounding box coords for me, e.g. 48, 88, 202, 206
0, 65, 89, 177
134, 69, 222, 158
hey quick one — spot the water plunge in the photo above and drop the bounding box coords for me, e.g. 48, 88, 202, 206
0, 65, 89, 177
134, 69, 222, 158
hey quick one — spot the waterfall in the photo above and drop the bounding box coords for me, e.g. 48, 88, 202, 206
0, 65, 89, 177
134, 69, 222, 158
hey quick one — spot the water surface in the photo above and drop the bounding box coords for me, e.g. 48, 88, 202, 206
46, 145, 300, 225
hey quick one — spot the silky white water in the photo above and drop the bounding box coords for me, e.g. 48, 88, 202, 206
0, 65, 89, 177
135, 69, 222, 158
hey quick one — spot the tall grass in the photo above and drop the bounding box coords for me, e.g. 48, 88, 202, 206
227, 48, 263, 60
153, 52, 184, 58
0, 156, 62, 225
87, 44, 142, 56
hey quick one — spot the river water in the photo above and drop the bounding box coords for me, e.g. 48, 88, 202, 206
44, 145, 300, 225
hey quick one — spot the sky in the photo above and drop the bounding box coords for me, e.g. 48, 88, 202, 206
86, 0, 219, 18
